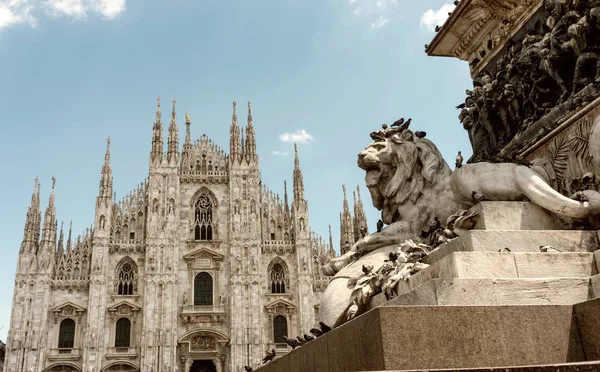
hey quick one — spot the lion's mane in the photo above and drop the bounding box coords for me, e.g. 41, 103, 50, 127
359, 129, 455, 226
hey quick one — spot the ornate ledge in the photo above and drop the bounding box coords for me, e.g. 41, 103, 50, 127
261, 242, 295, 255
185, 239, 223, 250
426, 0, 541, 77
180, 305, 226, 324
109, 240, 145, 254
47, 348, 82, 361
105, 346, 139, 360
179, 172, 229, 184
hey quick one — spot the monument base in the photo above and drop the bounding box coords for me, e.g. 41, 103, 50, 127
255, 298, 600, 372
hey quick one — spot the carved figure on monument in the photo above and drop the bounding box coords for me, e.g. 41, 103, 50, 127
183, 291, 188, 305
457, 1, 600, 161
319, 120, 600, 328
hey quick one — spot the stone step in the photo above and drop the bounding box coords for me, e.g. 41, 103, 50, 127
401, 252, 596, 296
425, 230, 599, 265
470, 202, 562, 230
591, 274, 600, 298
388, 277, 592, 307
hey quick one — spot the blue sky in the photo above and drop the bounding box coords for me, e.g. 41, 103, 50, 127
0, 0, 470, 339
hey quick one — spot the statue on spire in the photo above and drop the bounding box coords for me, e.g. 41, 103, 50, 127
52, 176, 56, 190
185, 113, 190, 123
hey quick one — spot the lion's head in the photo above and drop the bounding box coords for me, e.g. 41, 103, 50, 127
357, 128, 452, 225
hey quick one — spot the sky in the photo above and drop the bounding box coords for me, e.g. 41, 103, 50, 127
0, 0, 471, 340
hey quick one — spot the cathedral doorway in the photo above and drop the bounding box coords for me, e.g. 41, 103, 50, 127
189, 360, 216, 372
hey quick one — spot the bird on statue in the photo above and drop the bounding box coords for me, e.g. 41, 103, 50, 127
385, 251, 399, 263
319, 321, 333, 334
304, 334, 315, 342
310, 328, 323, 337
347, 302, 359, 321
283, 336, 301, 350
244, 366, 254, 372
263, 349, 276, 364
376, 219, 384, 233
415, 131, 427, 138
391, 118, 404, 127
456, 151, 463, 168
296, 335, 307, 345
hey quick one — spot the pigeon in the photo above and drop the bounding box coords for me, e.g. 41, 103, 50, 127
454, 0, 460, 5
310, 328, 324, 337
455, 151, 463, 168
376, 219, 384, 233
391, 118, 404, 127
296, 336, 307, 345
456, 102, 467, 109
304, 334, 315, 342
540, 245, 561, 253
347, 302, 359, 321
421, 217, 441, 238
415, 131, 427, 138
385, 251, 399, 263
435, 25, 441, 32
471, 191, 489, 202
244, 366, 254, 372
382, 124, 388, 130
498, 247, 512, 252
319, 321, 332, 333
262, 349, 276, 364
283, 336, 301, 350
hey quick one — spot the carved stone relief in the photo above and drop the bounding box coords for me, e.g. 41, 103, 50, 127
456, 2, 600, 163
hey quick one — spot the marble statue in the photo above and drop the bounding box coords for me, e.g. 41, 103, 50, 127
319, 121, 600, 327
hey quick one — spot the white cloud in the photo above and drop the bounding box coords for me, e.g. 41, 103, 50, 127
279, 129, 313, 144
0, 0, 37, 29
0, 0, 125, 31
272, 150, 289, 156
346, 0, 397, 29
46, 0, 86, 18
91, 0, 125, 19
420, 3, 455, 32
371, 15, 388, 29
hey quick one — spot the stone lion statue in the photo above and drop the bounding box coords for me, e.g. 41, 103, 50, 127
319, 124, 600, 328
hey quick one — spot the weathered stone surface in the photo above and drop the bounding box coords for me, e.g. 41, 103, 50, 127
425, 230, 599, 265
590, 274, 600, 299
390, 278, 591, 307
492, 278, 591, 306
471, 202, 560, 231
513, 253, 596, 279
574, 298, 600, 361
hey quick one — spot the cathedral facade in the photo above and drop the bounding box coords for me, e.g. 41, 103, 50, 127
4, 99, 336, 372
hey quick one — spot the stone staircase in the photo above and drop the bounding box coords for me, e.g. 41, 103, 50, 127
387, 202, 600, 308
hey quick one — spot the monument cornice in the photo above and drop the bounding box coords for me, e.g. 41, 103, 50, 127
426, 0, 541, 78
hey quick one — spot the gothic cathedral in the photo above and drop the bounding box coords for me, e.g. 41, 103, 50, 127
5, 99, 336, 372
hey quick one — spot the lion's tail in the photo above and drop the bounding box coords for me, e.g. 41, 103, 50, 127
514, 166, 600, 219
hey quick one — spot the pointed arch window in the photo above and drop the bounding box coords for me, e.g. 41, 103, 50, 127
270, 263, 286, 294
194, 272, 213, 306
58, 318, 75, 349
194, 195, 213, 241
115, 318, 131, 347
273, 315, 288, 344
116, 261, 137, 295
